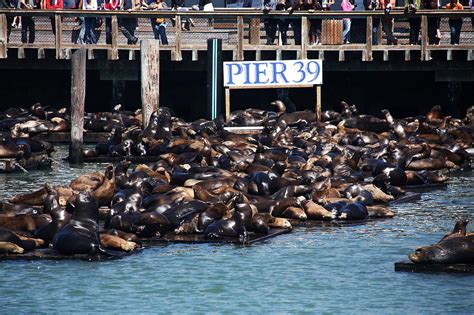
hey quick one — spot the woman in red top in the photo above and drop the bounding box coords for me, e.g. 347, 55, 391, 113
41, 0, 63, 36
103, 0, 119, 44
446, 0, 464, 44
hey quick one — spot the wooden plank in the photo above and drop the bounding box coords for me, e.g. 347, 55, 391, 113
421, 15, 428, 61
404, 49, 410, 61
18, 47, 25, 59
316, 85, 321, 123
366, 16, 373, 62
0, 248, 136, 262
37, 48, 45, 59
55, 14, 63, 59
388, 192, 421, 205
236, 15, 243, 61
301, 16, 308, 59
225, 87, 230, 122
0, 14, 7, 58
395, 261, 474, 274
173, 16, 182, 61
140, 39, 160, 129
107, 15, 119, 60
69, 48, 86, 164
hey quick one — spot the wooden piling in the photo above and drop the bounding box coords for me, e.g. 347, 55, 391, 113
69, 48, 87, 164
0, 14, 7, 58
140, 39, 160, 129
316, 85, 321, 123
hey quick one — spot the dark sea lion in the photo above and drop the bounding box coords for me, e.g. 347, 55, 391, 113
53, 192, 101, 255
331, 202, 368, 221
409, 219, 474, 264
0, 228, 37, 252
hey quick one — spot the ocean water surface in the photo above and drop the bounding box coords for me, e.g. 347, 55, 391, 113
0, 146, 473, 313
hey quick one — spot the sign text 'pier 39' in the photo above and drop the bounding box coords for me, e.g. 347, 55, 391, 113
223, 60, 323, 88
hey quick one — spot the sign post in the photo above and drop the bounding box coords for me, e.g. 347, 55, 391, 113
223, 59, 323, 122
207, 38, 223, 120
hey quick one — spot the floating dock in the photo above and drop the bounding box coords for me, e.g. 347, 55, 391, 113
395, 261, 474, 274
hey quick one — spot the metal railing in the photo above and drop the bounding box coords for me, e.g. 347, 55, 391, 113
0, 9, 473, 61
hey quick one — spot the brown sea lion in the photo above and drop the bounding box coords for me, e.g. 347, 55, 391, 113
303, 200, 333, 221
99, 234, 138, 252
91, 165, 116, 207
0, 241, 24, 254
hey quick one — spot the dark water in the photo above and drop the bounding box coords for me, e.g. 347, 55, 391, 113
0, 146, 473, 313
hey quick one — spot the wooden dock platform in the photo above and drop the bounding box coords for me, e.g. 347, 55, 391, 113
395, 261, 474, 274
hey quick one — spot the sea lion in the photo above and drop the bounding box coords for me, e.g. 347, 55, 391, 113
0, 242, 25, 254
53, 192, 101, 256
99, 234, 138, 252
0, 228, 37, 251
409, 219, 474, 264
332, 202, 368, 221
91, 165, 116, 207
303, 200, 333, 221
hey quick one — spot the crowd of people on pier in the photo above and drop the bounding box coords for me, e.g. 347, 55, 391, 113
1, 0, 473, 46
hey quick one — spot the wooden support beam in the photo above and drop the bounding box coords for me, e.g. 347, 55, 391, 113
38, 48, 45, 59
468, 50, 473, 61
301, 16, 308, 59
173, 16, 182, 61
404, 50, 410, 61
18, 47, 25, 59
255, 49, 261, 61
318, 50, 324, 60
236, 15, 244, 61
249, 18, 260, 45
276, 49, 282, 60
365, 16, 373, 62
69, 48, 86, 164
316, 85, 321, 123
447, 49, 452, 61
421, 15, 428, 61
225, 87, 230, 122
128, 50, 135, 60
140, 39, 160, 129
296, 50, 302, 59
383, 49, 389, 61
55, 14, 63, 59
338, 50, 345, 61
87, 48, 95, 60
107, 15, 119, 60
0, 14, 7, 58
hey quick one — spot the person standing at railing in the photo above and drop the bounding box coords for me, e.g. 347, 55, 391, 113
404, 0, 421, 44
102, 0, 119, 44
42, 0, 63, 36
364, 0, 380, 44
446, 0, 464, 44
118, 0, 140, 44
276, 0, 291, 45
0, 0, 15, 42
78, 0, 98, 44
18, 0, 36, 43
379, 0, 398, 44
199, 0, 214, 26
147, 0, 168, 44
423, 0, 441, 44
289, 0, 304, 44
341, 0, 355, 43
262, 0, 277, 45
303, 0, 322, 45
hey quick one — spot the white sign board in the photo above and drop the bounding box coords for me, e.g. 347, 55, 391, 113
223, 60, 323, 88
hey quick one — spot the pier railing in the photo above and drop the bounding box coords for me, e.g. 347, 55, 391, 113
0, 9, 473, 61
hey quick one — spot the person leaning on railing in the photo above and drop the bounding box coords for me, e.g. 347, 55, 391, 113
102, 0, 119, 44
404, 0, 421, 44
77, 0, 98, 44
145, 0, 168, 44
303, 0, 323, 45
0, 0, 15, 42
262, 0, 277, 45
118, 0, 140, 44
446, 0, 464, 44
379, 0, 398, 44
289, 0, 304, 45
18, 0, 36, 43
41, 0, 63, 36
423, 0, 441, 44
341, 0, 355, 44
276, 0, 291, 45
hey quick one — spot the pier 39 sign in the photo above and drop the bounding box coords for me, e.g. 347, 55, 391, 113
224, 60, 323, 88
